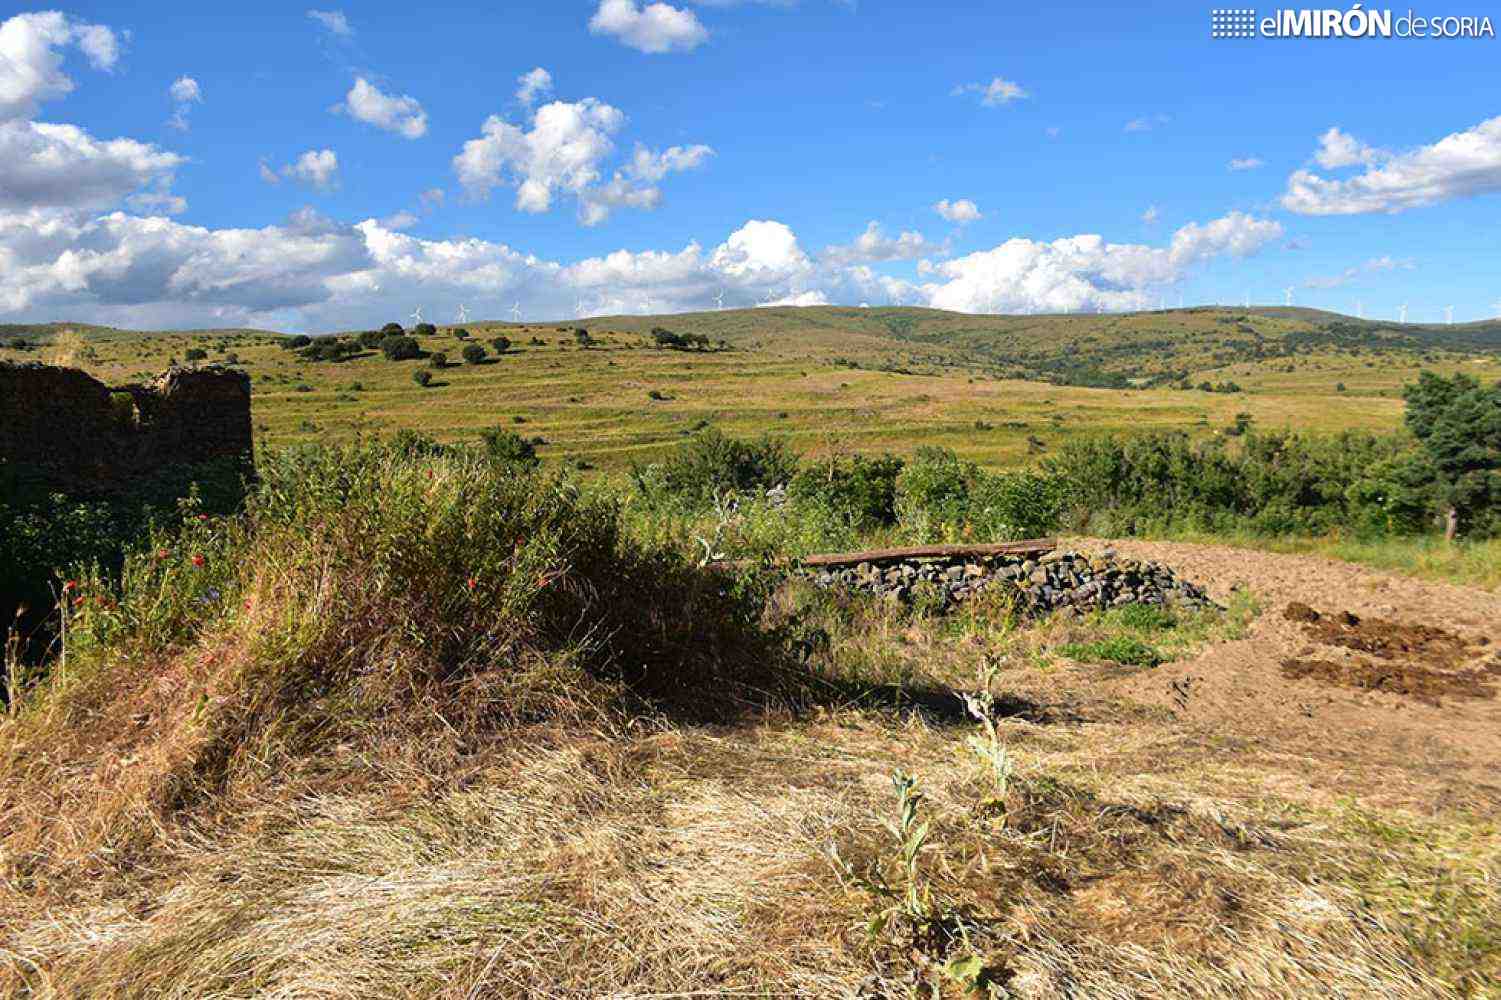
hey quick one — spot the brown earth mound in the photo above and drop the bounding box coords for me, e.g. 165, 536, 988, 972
1279, 602, 1499, 705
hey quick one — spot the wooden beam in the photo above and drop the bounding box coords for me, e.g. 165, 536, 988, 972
708, 537, 1057, 572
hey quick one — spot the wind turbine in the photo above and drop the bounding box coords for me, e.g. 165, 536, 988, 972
1399, 302, 1408, 323
1445, 305, 1454, 325
714, 288, 725, 311
1243, 292, 1250, 309
455, 304, 469, 324
1354, 299, 1364, 320
409, 305, 424, 326
574, 298, 585, 319
510, 302, 522, 323
640, 293, 653, 314
1284, 286, 1294, 307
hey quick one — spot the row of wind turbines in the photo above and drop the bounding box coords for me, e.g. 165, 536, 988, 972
402, 287, 758, 327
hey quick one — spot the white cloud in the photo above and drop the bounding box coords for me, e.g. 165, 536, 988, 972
1140, 205, 1160, 225
0, 120, 183, 211
307, 9, 353, 37
258, 159, 279, 185
418, 187, 445, 209
1282, 116, 1501, 215
822, 221, 935, 266
951, 77, 1027, 107
380, 210, 419, 230
1125, 114, 1170, 133
335, 77, 427, 139
167, 75, 201, 131
922, 211, 1282, 315
934, 198, 981, 224
454, 100, 709, 225
589, 0, 708, 53
516, 67, 553, 106
1303, 255, 1416, 289
285, 149, 339, 191
1228, 156, 1264, 171
0, 12, 122, 121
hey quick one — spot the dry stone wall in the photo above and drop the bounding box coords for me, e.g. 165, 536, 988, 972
807, 547, 1214, 615
0, 362, 253, 499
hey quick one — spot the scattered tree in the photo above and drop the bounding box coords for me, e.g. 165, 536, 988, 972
184, 347, 208, 362
380, 322, 405, 336
478, 427, 540, 469
380, 334, 422, 361
412, 370, 433, 387
414, 322, 437, 337
429, 352, 448, 368
490, 336, 511, 354
462, 343, 487, 365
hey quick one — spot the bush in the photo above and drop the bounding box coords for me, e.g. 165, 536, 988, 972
647, 389, 667, 401
358, 330, 385, 348
380, 335, 422, 361
429, 352, 448, 368
788, 454, 904, 531
478, 427, 540, 469
282, 335, 312, 350
413, 323, 437, 337
574, 328, 592, 348
630, 428, 797, 511
462, 344, 487, 365
453, 328, 470, 341
651, 327, 686, 349
490, 336, 511, 354
894, 447, 1066, 542
184, 348, 208, 362
412, 370, 432, 387
380, 322, 404, 337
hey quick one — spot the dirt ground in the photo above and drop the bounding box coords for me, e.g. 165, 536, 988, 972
1020, 538, 1501, 818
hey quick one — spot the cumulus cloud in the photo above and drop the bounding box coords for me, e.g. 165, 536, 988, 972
259, 150, 340, 191
1140, 205, 1160, 225
454, 99, 710, 224
934, 198, 981, 224
307, 9, 353, 37
335, 77, 427, 139
0, 120, 184, 212
822, 221, 935, 266
921, 211, 1282, 315
951, 77, 1027, 107
1282, 116, 1501, 215
167, 75, 201, 130
1124, 114, 1170, 133
516, 67, 552, 106
0, 12, 122, 121
589, 0, 708, 53
1228, 156, 1264, 171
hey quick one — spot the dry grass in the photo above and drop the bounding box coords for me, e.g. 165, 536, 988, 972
5, 572, 1496, 998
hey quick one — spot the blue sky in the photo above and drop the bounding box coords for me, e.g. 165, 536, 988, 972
2, 1, 1498, 331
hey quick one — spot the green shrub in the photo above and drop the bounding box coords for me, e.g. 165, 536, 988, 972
490, 336, 511, 354
413, 323, 437, 337
412, 370, 432, 387
894, 447, 1066, 542
478, 427, 540, 469
184, 348, 208, 362
1058, 635, 1165, 667
281, 335, 312, 350
380, 322, 404, 337
788, 454, 904, 531
453, 328, 470, 341
380, 335, 421, 361
631, 428, 797, 511
462, 344, 487, 365
358, 330, 385, 348
429, 352, 448, 368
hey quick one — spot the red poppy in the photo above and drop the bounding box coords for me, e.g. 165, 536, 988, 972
72, 596, 85, 608
192, 554, 206, 568
62, 580, 78, 593
157, 549, 170, 560
467, 576, 478, 591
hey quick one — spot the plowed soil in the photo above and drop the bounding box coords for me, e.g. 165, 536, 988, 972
1036, 538, 1501, 815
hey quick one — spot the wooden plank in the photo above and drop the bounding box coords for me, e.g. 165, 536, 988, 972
708, 537, 1056, 572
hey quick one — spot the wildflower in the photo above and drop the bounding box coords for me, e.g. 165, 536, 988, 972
467, 576, 478, 591
72, 596, 85, 608
192, 554, 206, 568
62, 580, 78, 593
157, 549, 170, 560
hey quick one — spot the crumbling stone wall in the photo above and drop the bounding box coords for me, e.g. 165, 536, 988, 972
0, 362, 253, 499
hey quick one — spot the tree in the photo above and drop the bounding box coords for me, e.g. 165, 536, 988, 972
380, 335, 422, 361
414, 322, 437, 337
380, 322, 404, 337
358, 329, 385, 348
282, 334, 312, 350
462, 343, 487, 365
478, 427, 540, 469
490, 336, 511, 354
184, 347, 208, 362
453, 328, 471, 340
429, 352, 448, 368
573, 327, 592, 348
1403, 371, 1501, 539
651, 327, 685, 349
412, 369, 433, 387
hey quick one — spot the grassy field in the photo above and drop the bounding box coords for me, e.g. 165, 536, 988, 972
5, 306, 1501, 473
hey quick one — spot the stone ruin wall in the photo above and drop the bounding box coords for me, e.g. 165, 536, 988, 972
0, 362, 253, 499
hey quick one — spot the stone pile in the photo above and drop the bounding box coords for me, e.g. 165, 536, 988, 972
808, 547, 1214, 616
